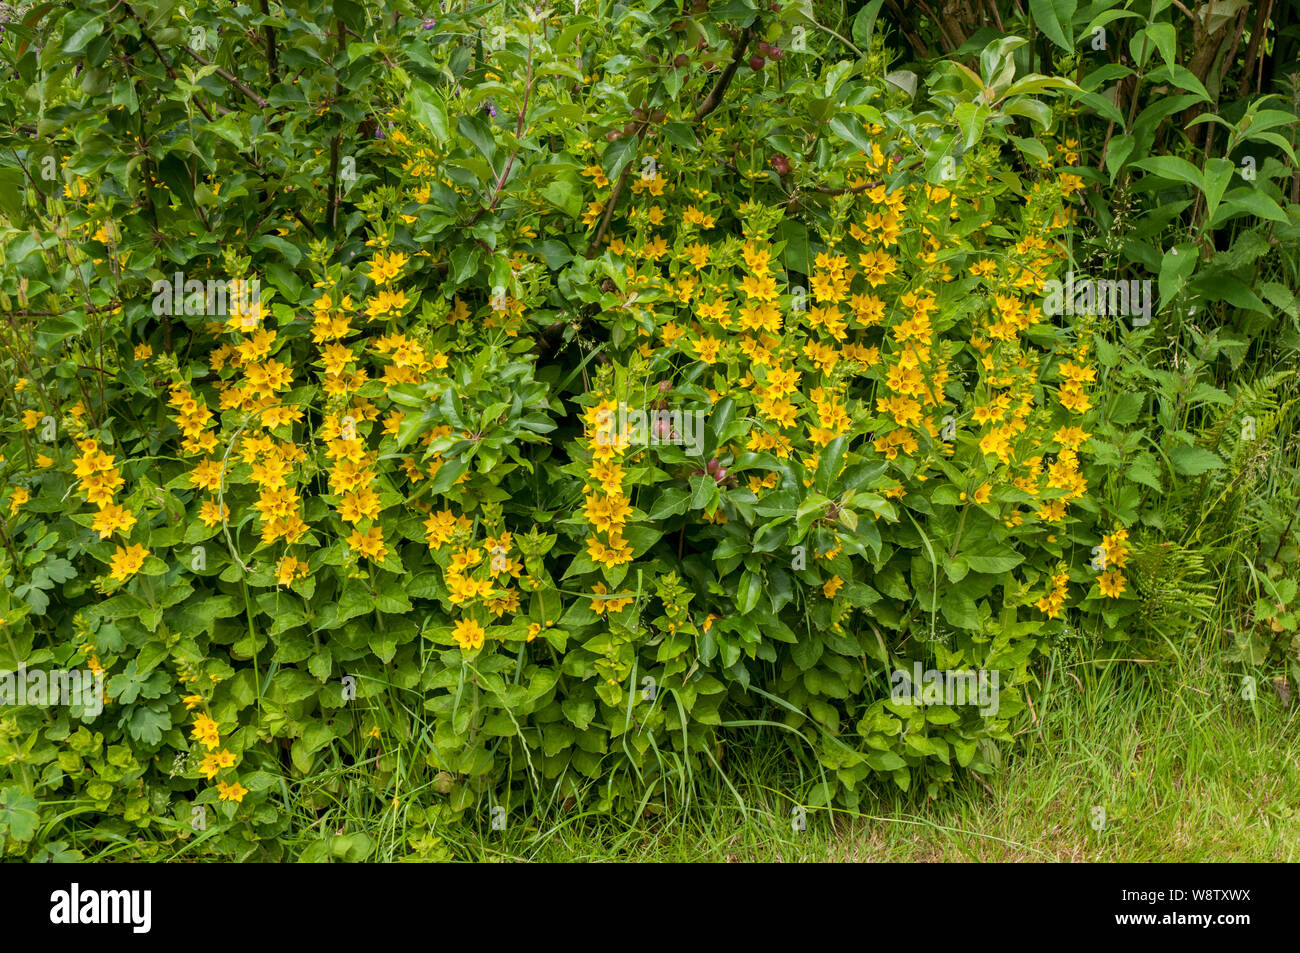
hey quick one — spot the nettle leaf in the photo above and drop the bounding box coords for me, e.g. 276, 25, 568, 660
1169, 445, 1224, 476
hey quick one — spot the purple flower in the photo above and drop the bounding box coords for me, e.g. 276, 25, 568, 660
422, 18, 437, 29
485, 100, 498, 118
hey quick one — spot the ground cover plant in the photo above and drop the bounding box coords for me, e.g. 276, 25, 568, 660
0, 0, 1297, 861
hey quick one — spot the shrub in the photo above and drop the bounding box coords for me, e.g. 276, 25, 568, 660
0, 0, 1295, 858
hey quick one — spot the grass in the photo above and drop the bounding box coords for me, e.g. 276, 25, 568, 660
61, 620, 1297, 862
261, 637, 1300, 863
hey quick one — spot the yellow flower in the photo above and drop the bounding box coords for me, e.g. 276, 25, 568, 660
8, 487, 29, 514
198, 499, 229, 527
1039, 499, 1068, 522
346, 526, 387, 563
1058, 361, 1096, 384
823, 575, 844, 599
586, 531, 633, 568
581, 200, 606, 227
199, 749, 237, 779
367, 250, 409, 286
191, 713, 221, 750
189, 458, 224, 492
276, 555, 309, 586
338, 487, 382, 524
216, 780, 248, 803
1100, 530, 1130, 569
452, 618, 486, 651
590, 582, 635, 614
1097, 570, 1127, 598
1054, 425, 1092, 450
108, 543, 149, 581
91, 502, 138, 539
581, 163, 610, 188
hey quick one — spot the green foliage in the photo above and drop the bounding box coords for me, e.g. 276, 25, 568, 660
0, 0, 1296, 860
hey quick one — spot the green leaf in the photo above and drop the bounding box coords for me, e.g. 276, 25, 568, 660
1105, 134, 1135, 181
776, 218, 811, 276
1158, 244, 1197, 312
562, 696, 596, 729
60, 12, 102, 55
457, 114, 497, 165
410, 80, 450, 142
428, 455, 471, 495
1029, 0, 1076, 51
865, 750, 906, 772
827, 115, 875, 156
1134, 155, 1204, 192
851, 0, 885, 49
1200, 157, 1234, 224
602, 135, 638, 181
648, 487, 691, 520
1211, 190, 1289, 227
962, 544, 1023, 574
736, 570, 762, 615
540, 176, 582, 218
0, 787, 39, 841
1169, 445, 1224, 476
1142, 22, 1177, 68
939, 589, 980, 630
